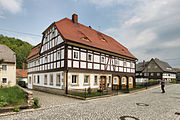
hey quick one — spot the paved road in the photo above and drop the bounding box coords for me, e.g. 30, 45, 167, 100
32, 90, 80, 108
0, 84, 180, 120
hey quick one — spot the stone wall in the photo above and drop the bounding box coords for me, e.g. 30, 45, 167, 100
17, 86, 34, 107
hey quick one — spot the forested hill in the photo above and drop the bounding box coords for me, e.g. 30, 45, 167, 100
0, 34, 33, 69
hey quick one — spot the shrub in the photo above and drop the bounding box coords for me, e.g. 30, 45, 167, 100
13, 107, 20, 112
0, 96, 8, 107
87, 87, 92, 94
33, 98, 40, 109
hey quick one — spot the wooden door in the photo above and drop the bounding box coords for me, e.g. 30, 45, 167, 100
100, 76, 106, 90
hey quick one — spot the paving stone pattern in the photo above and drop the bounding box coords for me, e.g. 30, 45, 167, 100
32, 90, 80, 108
0, 84, 180, 120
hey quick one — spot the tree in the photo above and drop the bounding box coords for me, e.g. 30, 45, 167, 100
0, 34, 33, 69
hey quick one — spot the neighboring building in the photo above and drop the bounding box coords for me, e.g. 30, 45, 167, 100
176, 69, 180, 81
16, 63, 28, 83
27, 14, 137, 94
0, 44, 16, 87
136, 58, 176, 83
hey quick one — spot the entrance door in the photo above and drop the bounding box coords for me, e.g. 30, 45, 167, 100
100, 76, 106, 90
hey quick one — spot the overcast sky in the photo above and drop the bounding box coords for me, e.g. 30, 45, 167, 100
0, 0, 180, 68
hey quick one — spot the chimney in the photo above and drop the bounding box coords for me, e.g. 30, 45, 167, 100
143, 60, 146, 67
72, 14, 78, 24
22, 63, 25, 70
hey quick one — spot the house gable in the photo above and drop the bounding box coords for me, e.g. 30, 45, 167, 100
40, 24, 65, 54
143, 59, 163, 73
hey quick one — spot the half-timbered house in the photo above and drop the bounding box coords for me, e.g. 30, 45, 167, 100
136, 58, 176, 83
27, 14, 137, 94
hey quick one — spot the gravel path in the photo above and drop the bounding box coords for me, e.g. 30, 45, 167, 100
0, 84, 180, 120
32, 90, 80, 108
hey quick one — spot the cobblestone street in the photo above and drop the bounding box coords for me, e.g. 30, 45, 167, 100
32, 90, 80, 108
0, 84, 180, 120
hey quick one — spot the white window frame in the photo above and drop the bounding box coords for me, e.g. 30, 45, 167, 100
2, 65, 7, 71
72, 75, 77, 84
73, 51, 79, 60
122, 77, 126, 84
1, 77, 8, 84
114, 59, 118, 66
101, 56, 105, 63
87, 53, 92, 62
129, 77, 133, 84
113, 77, 118, 84
84, 75, 89, 84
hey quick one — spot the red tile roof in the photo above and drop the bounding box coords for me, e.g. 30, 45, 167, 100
176, 69, 180, 72
27, 43, 41, 59
27, 15, 136, 60
55, 18, 136, 59
16, 69, 27, 78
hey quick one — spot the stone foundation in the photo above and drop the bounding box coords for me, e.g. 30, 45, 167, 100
33, 85, 65, 95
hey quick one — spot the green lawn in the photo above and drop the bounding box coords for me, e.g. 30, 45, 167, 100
71, 92, 108, 98
0, 86, 27, 107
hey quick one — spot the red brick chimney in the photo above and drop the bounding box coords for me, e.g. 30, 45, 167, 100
72, 14, 78, 24
22, 63, 25, 70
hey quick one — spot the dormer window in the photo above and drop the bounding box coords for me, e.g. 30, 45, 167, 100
81, 37, 90, 41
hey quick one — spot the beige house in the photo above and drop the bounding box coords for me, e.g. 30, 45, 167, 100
0, 44, 16, 87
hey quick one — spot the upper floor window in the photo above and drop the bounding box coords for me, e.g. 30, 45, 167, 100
151, 73, 154, 76
124, 61, 127, 67
2, 65, 7, 71
114, 59, 118, 66
157, 73, 160, 76
87, 54, 92, 62
101, 56, 105, 63
57, 51, 61, 60
73, 51, 79, 60
155, 65, 158, 69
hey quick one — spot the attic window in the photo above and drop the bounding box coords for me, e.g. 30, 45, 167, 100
81, 37, 90, 41
101, 38, 106, 41
97, 32, 106, 41
122, 49, 125, 52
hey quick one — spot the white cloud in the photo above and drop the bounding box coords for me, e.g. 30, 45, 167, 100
0, 0, 23, 18
102, 0, 180, 67
163, 38, 180, 47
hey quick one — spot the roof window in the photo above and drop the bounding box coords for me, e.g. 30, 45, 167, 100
97, 32, 106, 41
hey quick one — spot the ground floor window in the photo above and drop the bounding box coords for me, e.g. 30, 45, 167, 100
94, 75, 98, 85
109, 76, 111, 84
44, 75, 47, 85
56, 74, 61, 86
2, 78, 7, 83
37, 75, 40, 84
129, 77, 133, 84
72, 75, 78, 84
84, 75, 89, 84
34, 76, 36, 83
113, 77, 118, 84
122, 77, 126, 84
50, 74, 53, 85
29, 77, 31, 84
